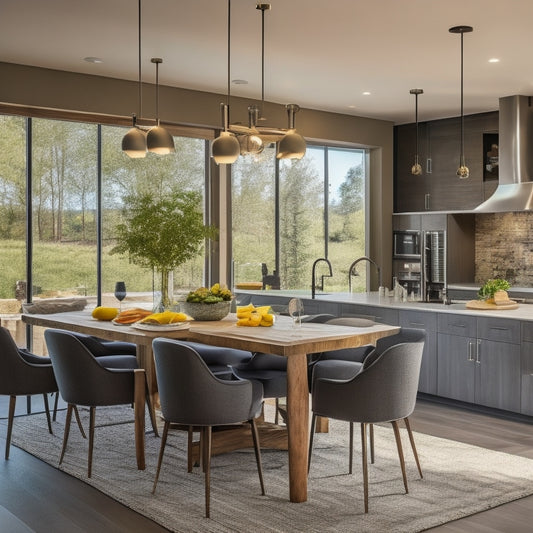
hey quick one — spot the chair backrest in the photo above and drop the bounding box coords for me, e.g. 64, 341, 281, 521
153, 338, 262, 426
313, 328, 425, 423
44, 329, 134, 406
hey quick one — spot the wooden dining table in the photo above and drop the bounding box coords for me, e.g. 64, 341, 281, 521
22, 310, 399, 503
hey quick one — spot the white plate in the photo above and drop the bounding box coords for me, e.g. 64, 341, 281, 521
111, 318, 134, 326
131, 321, 190, 332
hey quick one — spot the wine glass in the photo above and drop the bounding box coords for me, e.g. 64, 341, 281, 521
288, 298, 304, 328
114, 281, 127, 312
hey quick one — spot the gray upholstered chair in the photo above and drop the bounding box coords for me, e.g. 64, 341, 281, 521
44, 329, 149, 477
0, 326, 58, 459
151, 338, 265, 518
309, 328, 426, 513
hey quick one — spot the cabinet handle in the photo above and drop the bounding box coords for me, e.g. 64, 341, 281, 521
489, 326, 509, 332
410, 322, 425, 327
424, 193, 430, 210
467, 340, 474, 362
426, 158, 432, 174
475, 339, 481, 364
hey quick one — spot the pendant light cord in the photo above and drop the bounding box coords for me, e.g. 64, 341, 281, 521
155, 61, 160, 124
261, 5, 265, 118
415, 93, 419, 162
226, 0, 231, 108
460, 30, 465, 165
138, 0, 142, 122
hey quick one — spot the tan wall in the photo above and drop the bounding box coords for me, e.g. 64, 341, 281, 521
0, 61, 394, 288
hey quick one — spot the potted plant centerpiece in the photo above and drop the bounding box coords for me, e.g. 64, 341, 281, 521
111, 190, 216, 311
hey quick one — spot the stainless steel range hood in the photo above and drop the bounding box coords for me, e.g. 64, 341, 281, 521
474, 95, 533, 213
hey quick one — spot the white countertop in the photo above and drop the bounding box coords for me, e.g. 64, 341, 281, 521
236, 290, 533, 321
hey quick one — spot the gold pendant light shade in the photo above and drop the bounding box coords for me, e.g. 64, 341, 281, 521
122, 117, 147, 158
212, 131, 241, 164
147, 123, 175, 155
276, 104, 306, 160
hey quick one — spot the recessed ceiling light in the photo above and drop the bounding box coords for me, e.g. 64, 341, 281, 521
232, 79, 248, 85
84, 56, 103, 64
362, 91, 371, 96
488, 58, 500, 63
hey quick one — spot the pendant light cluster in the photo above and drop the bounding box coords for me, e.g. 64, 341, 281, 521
410, 89, 423, 176
122, 0, 175, 159
213, 1, 306, 164
449, 25, 473, 179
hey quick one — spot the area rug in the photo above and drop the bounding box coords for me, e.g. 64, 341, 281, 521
7, 406, 533, 533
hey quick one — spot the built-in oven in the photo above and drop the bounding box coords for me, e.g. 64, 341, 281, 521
393, 230, 421, 258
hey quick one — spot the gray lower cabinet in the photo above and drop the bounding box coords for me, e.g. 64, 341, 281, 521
520, 322, 533, 415
339, 304, 399, 325
399, 309, 437, 395
437, 314, 521, 412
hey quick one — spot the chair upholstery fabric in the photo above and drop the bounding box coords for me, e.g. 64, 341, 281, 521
0, 326, 58, 459
312, 329, 425, 423
153, 339, 263, 425
45, 330, 135, 407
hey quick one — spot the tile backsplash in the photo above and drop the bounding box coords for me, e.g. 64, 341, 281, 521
476, 212, 533, 287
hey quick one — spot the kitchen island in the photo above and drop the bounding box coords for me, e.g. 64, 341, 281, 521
236, 290, 533, 419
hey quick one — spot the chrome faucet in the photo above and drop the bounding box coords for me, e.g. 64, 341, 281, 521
311, 258, 333, 299
348, 256, 382, 292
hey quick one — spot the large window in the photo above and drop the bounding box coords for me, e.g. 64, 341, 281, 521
0, 114, 209, 313
232, 145, 367, 292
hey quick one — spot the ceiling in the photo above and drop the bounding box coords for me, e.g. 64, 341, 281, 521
2, 0, 532, 125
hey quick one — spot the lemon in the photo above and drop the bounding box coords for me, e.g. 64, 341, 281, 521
92, 306, 119, 321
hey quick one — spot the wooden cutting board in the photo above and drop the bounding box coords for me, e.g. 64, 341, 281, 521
466, 299, 519, 310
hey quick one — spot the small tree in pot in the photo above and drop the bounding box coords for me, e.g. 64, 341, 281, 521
111, 190, 217, 310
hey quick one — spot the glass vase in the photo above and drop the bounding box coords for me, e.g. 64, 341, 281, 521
154, 269, 175, 312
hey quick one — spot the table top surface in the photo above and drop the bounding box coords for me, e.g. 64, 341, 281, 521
22, 311, 400, 356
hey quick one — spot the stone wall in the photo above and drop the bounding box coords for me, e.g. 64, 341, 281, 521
475, 212, 533, 286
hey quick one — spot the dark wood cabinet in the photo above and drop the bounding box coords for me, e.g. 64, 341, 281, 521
394, 112, 498, 213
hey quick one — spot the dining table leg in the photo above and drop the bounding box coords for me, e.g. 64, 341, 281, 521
136, 343, 159, 433
286, 350, 309, 503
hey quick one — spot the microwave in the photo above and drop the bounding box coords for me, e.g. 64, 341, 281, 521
393, 230, 421, 258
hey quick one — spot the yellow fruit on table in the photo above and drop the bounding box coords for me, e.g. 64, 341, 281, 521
92, 306, 119, 321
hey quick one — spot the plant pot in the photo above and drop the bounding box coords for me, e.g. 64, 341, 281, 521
180, 301, 231, 321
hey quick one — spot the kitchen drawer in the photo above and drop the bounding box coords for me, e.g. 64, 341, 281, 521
340, 304, 399, 325
438, 313, 477, 337
477, 317, 520, 344
400, 310, 437, 332
521, 321, 533, 342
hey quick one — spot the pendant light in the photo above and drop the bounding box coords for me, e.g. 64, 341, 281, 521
276, 104, 306, 160
122, 0, 147, 159
211, 0, 240, 165
410, 89, 423, 175
146, 57, 175, 155
449, 25, 473, 179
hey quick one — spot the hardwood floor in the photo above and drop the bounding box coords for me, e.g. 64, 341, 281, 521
1, 396, 533, 532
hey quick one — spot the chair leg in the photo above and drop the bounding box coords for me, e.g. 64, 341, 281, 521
152, 420, 170, 494
391, 420, 408, 494
202, 426, 212, 518
145, 383, 159, 437
349, 422, 354, 474
361, 422, 369, 513
73, 405, 87, 439
249, 418, 266, 495
370, 423, 375, 464
42, 393, 53, 434
308, 413, 316, 473
53, 392, 59, 421
59, 404, 73, 466
404, 417, 423, 479
87, 406, 96, 478
187, 425, 194, 473
274, 398, 279, 424
5, 396, 16, 460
